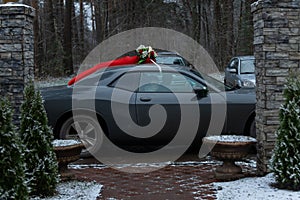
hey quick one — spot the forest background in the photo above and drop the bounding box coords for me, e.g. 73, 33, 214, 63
19, 0, 255, 78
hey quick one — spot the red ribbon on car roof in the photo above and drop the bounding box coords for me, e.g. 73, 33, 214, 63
68, 45, 157, 86
68, 56, 140, 86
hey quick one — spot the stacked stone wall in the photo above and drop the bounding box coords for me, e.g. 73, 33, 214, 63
252, 0, 300, 175
0, 4, 35, 123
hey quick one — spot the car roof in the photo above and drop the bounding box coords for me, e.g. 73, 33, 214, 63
156, 51, 180, 56
84, 64, 190, 79
75, 64, 195, 86
106, 64, 189, 72
235, 55, 254, 60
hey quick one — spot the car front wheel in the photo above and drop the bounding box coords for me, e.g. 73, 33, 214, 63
60, 115, 103, 157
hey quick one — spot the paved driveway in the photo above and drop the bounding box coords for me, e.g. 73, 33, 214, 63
69, 154, 256, 199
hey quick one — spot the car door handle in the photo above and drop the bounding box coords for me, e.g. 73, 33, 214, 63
140, 97, 151, 102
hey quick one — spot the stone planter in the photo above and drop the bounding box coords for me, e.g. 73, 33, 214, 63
52, 140, 84, 178
203, 135, 257, 180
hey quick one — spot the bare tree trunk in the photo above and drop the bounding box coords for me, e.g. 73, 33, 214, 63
226, 1, 234, 57
94, 0, 103, 43
233, 0, 241, 56
79, 0, 85, 59
63, 0, 73, 75
55, 0, 65, 43
44, 0, 58, 76
31, 0, 41, 77
72, 1, 79, 68
90, 0, 96, 46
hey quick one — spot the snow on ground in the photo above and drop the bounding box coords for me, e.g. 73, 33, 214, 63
69, 159, 221, 170
208, 72, 225, 82
215, 173, 300, 200
35, 76, 72, 89
69, 157, 256, 170
204, 135, 257, 143
52, 139, 82, 147
30, 181, 102, 200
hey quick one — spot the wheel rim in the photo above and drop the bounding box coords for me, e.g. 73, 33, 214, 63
60, 115, 103, 154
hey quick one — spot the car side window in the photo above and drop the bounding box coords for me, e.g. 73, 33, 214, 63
138, 72, 205, 93
109, 72, 140, 92
229, 60, 234, 68
229, 58, 239, 72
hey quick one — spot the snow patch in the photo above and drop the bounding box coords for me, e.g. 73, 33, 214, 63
251, 0, 263, 7
68, 159, 236, 170
0, 2, 33, 9
204, 135, 257, 143
236, 159, 257, 168
215, 173, 300, 200
52, 139, 82, 147
30, 181, 102, 200
35, 76, 71, 88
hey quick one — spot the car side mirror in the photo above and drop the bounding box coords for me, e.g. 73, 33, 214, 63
228, 68, 237, 73
193, 87, 208, 98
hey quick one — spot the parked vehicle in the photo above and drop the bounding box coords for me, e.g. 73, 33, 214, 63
41, 64, 256, 155
156, 51, 193, 68
224, 56, 255, 88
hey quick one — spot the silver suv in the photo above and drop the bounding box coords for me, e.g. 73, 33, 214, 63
224, 56, 255, 88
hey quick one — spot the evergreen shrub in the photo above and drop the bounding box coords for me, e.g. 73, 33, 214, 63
272, 75, 300, 190
0, 98, 28, 199
20, 83, 59, 196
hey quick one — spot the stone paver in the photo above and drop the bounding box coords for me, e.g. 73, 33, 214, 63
69, 155, 256, 199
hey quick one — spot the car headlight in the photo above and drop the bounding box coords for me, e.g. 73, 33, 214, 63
242, 79, 255, 88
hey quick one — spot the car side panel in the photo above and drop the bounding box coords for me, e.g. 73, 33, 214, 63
225, 91, 256, 135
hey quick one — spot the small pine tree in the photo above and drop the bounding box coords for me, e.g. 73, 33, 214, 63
271, 75, 300, 190
0, 98, 29, 199
20, 83, 59, 196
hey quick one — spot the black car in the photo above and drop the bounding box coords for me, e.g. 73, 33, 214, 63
41, 64, 256, 155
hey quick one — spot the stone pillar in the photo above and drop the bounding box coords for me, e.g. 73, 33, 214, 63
252, 0, 300, 175
0, 3, 35, 123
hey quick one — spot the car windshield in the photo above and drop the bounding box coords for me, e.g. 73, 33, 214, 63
240, 59, 255, 74
156, 56, 185, 66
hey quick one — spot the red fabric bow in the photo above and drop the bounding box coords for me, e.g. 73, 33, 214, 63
68, 55, 153, 86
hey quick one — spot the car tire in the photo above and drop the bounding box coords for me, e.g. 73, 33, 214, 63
60, 115, 103, 158
249, 119, 256, 138
249, 119, 257, 153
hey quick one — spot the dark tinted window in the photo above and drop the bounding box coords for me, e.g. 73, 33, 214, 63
138, 72, 205, 93
77, 71, 115, 86
110, 72, 140, 91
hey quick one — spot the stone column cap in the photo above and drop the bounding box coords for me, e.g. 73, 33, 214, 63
251, 0, 300, 13
0, 2, 35, 16
0, 2, 32, 8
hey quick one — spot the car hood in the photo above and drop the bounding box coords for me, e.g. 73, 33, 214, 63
239, 74, 255, 81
